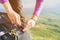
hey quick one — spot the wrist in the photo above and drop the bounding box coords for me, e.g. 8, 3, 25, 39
31, 15, 38, 21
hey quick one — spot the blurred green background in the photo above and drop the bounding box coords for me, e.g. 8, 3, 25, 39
28, 13, 60, 40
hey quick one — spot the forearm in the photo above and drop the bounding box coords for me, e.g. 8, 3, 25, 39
2, 1, 17, 24
0, 0, 13, 14
3, 1, 14, 14
32, 0, 44, 21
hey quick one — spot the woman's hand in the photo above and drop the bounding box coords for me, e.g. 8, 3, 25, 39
22, 15, 38, 32
22, 19, 36, 32
12, 12, 21, 26
7, 11, 21, 26
27, 19, 36, 27
2, 1, 21, 26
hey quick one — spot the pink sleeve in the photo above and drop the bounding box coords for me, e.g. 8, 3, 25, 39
33, 0, 44, 17
0, 0, 8, 4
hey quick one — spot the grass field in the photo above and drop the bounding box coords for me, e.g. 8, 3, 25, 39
28, 13, 60, 40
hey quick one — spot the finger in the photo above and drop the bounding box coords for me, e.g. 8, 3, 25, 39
22, 24, 29, 32
22, 23, 32, 32
16, 15, 21, 25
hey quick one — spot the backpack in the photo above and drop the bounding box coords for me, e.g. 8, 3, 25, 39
0, 12, 25, 33
0, 12, 16, 33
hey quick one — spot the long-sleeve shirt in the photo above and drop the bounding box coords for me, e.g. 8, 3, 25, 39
0, 0, 8, 3
33, 0, 44, 17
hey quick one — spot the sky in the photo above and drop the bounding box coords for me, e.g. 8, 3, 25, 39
0, 0, 60, 12
22, 0, 60, 9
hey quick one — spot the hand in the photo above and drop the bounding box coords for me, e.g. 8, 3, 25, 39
27, 19, 35, 27
13, 13, 21, 26
7, 12, 21, 26
3, 2, 21, 26
22, 19, 36, 32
